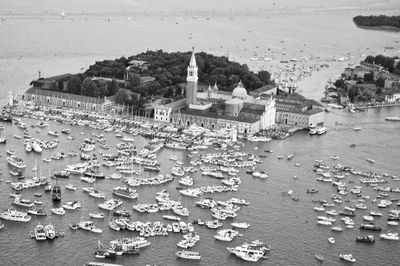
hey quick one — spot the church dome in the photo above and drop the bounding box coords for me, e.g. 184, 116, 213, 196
232, 81, 247, 98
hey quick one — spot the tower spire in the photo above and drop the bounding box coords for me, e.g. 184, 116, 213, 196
189, 47, 197, 67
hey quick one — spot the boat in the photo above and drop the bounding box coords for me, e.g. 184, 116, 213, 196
309, 128, 318, 135
45, 223, 56, 239
0, 209, 31, 222
52, 184, 61, 201
328, 237, 335, 244
231, 222, 250, 229
33, 224, 47, 241
89, 212, 105, 219
65, 183, 76, 190
51, 207, 65, 215
54, 170, 70, 178
317, 127, 327, 135
340, 254, 356, 263
112, 186, 138, 199
356, 235, 375, 243
7, 155, 26, 169
27, 207, 46, 216
176, 250, 201, 260
163, 215, 181, 221
12, 196, 34, 208
315, 254, 324, 261
385, 116, 400, 121
98, 199, 123, 211
62, 201, 81, 210
380, 232, 399, 240
353, 126, 362, 131
47, 131, 60, 137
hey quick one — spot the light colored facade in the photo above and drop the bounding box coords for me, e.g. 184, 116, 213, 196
276, 109, 323, 127
23, 87, 113, 112
385, 92, 400, 102
153, 98, 186, 123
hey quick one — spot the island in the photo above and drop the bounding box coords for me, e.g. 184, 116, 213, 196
353, 15, 400, 31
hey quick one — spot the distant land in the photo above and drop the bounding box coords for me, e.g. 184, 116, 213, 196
353, 15, 400, 31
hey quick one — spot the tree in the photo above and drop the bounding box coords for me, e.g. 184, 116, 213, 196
67, 75, 82, 94
376, 87, 382, 95
127, 73, 142, 87
363, 72, 374, 83
81, 78, 96, 97
107, 79, 119, 96
257, 70, 271, 84
95, 80, 108, 98
376, 77, 385, 88
114, 89, 131, 105
348, 87, 359, 102
334, 79, 345, 89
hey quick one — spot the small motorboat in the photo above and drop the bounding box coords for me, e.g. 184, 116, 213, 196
340, 254, 356, 263
328, 237, 335, 244
315, 254, 324, 262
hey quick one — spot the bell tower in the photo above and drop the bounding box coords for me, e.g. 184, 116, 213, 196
186, 47, 198, 105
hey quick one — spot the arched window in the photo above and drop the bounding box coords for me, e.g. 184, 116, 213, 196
187, 121, 190, 126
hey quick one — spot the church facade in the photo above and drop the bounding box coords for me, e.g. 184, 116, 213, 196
159, 48, 277, 134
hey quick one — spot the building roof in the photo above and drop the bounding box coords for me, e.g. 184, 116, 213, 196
225, 98, 243, 105
25, 87, 106, 104
179, 108, 259, 123
232, 81, 247, 98
43, 74, 73, 81
279, 108, 323, 116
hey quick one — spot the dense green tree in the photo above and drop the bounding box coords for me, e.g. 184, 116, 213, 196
107, 79, 119, 96
363, 72, 374, 83
67, 75, 82, 94
81, 78, 96, 97
376, 77, 385, 88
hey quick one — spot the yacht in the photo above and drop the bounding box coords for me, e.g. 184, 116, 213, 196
62, 201, 81, 210
0, 209, 31, 222
380, 232, 399, 240
34, 224, 47, 241
356, 235, 375, 243
214, 229, 239, 242
12, 196, 34, 208
98, 199, 123, 211
89, 189, 106, 199
45, 223, 56, 239
176, 250, 201, 260
7, 155, 26, 169
51, 207, 65, 215
340, 254, 356, 263
112, 187, 138, 199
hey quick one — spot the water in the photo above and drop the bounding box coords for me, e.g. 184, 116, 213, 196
1, 0, 400, 265
0, 106, 399, 266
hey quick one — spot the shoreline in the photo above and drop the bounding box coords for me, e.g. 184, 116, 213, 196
354, 24, 400, 32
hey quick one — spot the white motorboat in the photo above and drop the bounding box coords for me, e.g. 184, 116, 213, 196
231, 222, 250, 229
112, 187, 138, 199
7, 155, 26, 169
214, 229, 239, 242
89, 212, 105, 219
340, 254, 356, 263
51, 207, 65, 215
98, 199, 123, 211
0, 209, 31, 222
45, 223, 56, 239
380, 232, 399, 240
328, 237, 335, 244
62, 201, 81, 210
65, 183, 76, 190
34, 224, 47, 241
176, 250, 201, 260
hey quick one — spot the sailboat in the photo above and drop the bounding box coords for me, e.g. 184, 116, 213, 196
61, 10, 65, 18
